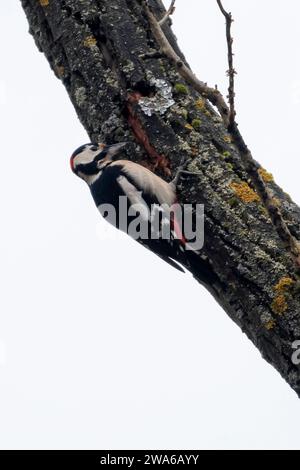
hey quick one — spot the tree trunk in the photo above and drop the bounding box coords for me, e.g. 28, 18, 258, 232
20, 0, 300, 396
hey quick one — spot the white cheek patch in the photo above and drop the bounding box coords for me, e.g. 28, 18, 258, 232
73, 149, 97, 168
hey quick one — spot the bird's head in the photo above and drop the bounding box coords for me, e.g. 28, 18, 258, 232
70, 142, 126, 183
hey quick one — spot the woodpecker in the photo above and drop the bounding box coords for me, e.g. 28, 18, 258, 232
70, 142, 215, 284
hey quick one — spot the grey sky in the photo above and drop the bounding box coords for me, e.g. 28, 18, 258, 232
0, 0, 300, 449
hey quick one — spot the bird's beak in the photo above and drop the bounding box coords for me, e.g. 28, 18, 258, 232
105, 142, 127, 160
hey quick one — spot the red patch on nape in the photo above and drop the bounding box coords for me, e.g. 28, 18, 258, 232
70, 156, 75, 172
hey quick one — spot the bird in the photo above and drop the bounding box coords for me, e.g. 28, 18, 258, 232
70, 142, 216, 286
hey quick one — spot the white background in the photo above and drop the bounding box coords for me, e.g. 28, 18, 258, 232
0, 0, 300, 450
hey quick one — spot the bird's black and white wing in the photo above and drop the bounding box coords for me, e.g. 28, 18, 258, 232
111, 160, 177, 207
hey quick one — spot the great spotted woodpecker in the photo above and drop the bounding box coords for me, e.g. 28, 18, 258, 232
70, 142, 215, 284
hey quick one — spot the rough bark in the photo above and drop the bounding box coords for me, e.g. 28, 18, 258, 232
20, 0, 300, 396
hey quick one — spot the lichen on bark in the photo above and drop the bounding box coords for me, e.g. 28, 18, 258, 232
20, 0, 300, 397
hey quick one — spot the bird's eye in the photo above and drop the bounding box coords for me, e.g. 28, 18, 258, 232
90, 145, 98, 151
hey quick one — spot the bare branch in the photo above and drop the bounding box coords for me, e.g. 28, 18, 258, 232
159, 0, 176, 26
216, 0, 300, 265
216, 0, 236, 126
144, 2, 230, 124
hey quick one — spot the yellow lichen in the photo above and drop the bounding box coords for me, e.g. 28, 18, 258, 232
195, 98, 205, 110
264, 319, 276, 330
271, 294, 288, 315
83, 36, 97, 47
258, 168, 274, 183
274, 276, 294, 292
39, 0, 49, 5
271, 277, 294, 315
185, 124, 193, 131
230, 182, 260, 203
223, 135, 232, 144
